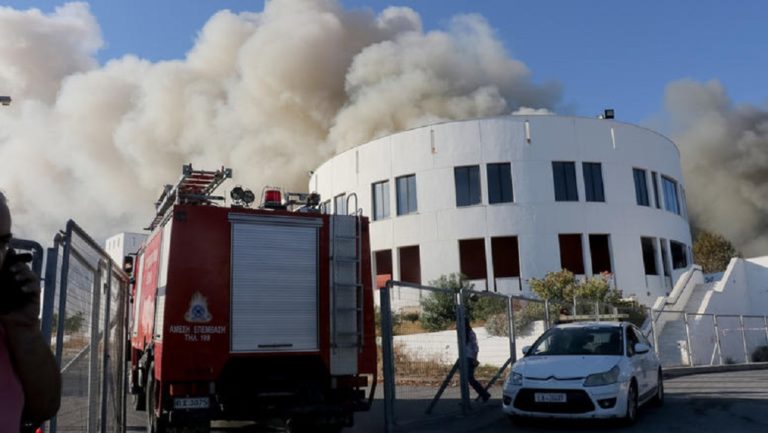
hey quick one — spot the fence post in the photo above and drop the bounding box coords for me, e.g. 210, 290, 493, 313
544, 299, 551, 329
764, 316, 768, 347
379, 282, 396, 433
100, 262, 112, 433
683, 313, 694, 367
455, 288, 471, 415
713, 315, 723, 365
507, 297, 517, 363
594, 300, 599, 322
87, 263, 103, 433
740, 315, 749, 364
650, 308, 659, 356
41, 241, 61, 344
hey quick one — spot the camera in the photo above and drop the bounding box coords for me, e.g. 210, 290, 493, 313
0, 249, 35, 315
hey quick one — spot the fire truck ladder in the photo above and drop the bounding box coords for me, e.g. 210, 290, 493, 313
145, 164, 232, 231
329, 193, 363, 375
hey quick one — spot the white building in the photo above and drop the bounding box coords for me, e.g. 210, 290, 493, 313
310, 115, 693, 306
105, 232, 147, 265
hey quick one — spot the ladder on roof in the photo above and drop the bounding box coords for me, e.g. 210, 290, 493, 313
145, 164, 232, 231
329, 194, 364, 375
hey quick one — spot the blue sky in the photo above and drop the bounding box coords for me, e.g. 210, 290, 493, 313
4, 0, 766, 127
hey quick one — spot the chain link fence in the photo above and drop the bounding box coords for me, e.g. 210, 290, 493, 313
378, 280, 551, 432
41, 220, 130, 433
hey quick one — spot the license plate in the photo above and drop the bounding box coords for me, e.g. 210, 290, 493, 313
534, 392, 567, 403
173, 397, 210, 410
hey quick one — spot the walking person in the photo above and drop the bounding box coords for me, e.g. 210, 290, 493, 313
0, 192, 61, 431
464, 318, 491, 403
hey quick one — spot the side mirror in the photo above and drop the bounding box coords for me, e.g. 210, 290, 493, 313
634, 343, 651, 354
123, 255, 135, 275
521, 345, 531, 355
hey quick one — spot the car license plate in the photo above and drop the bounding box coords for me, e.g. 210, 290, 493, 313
534, 392, 566, 403
173, 397, 210, 410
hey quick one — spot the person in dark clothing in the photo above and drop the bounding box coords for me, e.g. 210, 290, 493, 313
464, 318, 491, 402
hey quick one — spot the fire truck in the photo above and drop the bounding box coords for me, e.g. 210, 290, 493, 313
126, 165, 377, 432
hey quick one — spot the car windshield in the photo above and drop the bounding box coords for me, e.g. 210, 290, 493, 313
528, 326, 623, 356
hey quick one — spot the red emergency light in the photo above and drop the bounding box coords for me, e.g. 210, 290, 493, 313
264, 189, 282, 206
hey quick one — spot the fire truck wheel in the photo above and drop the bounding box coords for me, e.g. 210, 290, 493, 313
146, 363, 167, 433
132, 389, 146, 411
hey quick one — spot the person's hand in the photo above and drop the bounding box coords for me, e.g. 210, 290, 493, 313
0, 253, 41, 326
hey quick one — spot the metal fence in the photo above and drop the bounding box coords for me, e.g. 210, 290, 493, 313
378, 280, 550, 432
650, 309, 768, 367
40, 220, 130, 433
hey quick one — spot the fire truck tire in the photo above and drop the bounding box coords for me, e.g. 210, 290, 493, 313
146, 364, 167, 433
132, 390, 146, 412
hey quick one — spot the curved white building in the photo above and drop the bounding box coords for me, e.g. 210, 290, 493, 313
310, 115, 692, 305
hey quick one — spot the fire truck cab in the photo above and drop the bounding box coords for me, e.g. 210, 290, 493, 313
127, 165, 376, 432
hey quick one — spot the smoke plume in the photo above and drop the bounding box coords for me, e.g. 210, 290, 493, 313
0, 0, 560, 243
665, 79, 768, 256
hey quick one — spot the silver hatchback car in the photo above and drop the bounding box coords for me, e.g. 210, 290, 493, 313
502, 322, 663, 424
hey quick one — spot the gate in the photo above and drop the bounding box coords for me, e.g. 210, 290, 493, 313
40, 220, 130, 433
378, 279, 549, 432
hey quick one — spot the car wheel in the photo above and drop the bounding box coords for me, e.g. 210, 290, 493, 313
623, 381, 638, 425
651, 370, 664, 407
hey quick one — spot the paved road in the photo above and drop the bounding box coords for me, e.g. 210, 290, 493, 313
125, 369, 768, 433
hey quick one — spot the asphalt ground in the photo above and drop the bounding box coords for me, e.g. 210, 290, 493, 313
123, 368, 768, 433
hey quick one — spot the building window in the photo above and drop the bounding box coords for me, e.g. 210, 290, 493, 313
487, 163, 513, 204
651, 171, 661, 209
552, 162, 578, 201
670, 241, 687, 269
558, 234, 585, 274
454, 165, 481, 207
371, 180, 390, 221
491, 236, 520, 278
662, 176, 680, 215
459, 239, 487, 280
633, 168, 649, 206
396, 174, 418, 215
641, 237, 657, 275
374, 249, 392, 279
582, 162, 605, 202
334, 193, 346, 215
589, 234, 612, 274
398, 245, 421, 284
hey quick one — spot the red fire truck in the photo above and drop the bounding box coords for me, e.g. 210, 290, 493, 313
126, 165, 376, 432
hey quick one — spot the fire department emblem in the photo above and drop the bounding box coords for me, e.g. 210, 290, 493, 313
184, 292, 212, 323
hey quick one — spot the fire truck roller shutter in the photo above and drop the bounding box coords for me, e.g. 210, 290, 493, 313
229, 214, 323, 353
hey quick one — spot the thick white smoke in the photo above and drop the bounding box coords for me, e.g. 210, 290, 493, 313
0, 0, 560, 243
665, 79, 768, 256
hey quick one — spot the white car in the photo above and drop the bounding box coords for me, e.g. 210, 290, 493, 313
502, 321, 663, 424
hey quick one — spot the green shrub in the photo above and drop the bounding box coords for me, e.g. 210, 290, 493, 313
402, 311, 420, 322
752, 346, 768, 363
484, 313, 508, 337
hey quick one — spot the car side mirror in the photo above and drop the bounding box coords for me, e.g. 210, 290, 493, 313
521, 345, 531, 355
634, 343, 651, 354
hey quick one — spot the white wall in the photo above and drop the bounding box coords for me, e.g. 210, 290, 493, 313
312, 115, 693, 306
105, 232, 148, 265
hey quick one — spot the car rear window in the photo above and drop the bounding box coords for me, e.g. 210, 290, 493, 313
528, 326, 623, 356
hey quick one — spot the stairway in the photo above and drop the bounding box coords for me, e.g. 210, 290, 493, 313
655, 281, 718, 367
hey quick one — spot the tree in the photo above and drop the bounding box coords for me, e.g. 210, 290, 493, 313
419, 274, 471, 332
528, 269, 577, 307
693, 230, 739, 273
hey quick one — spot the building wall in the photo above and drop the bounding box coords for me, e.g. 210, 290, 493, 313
311, 115, 693, 305
105, 232, 148, 266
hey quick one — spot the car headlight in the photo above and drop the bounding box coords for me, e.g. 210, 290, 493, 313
507, 372, 523, 386
583, 365, 620, 387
